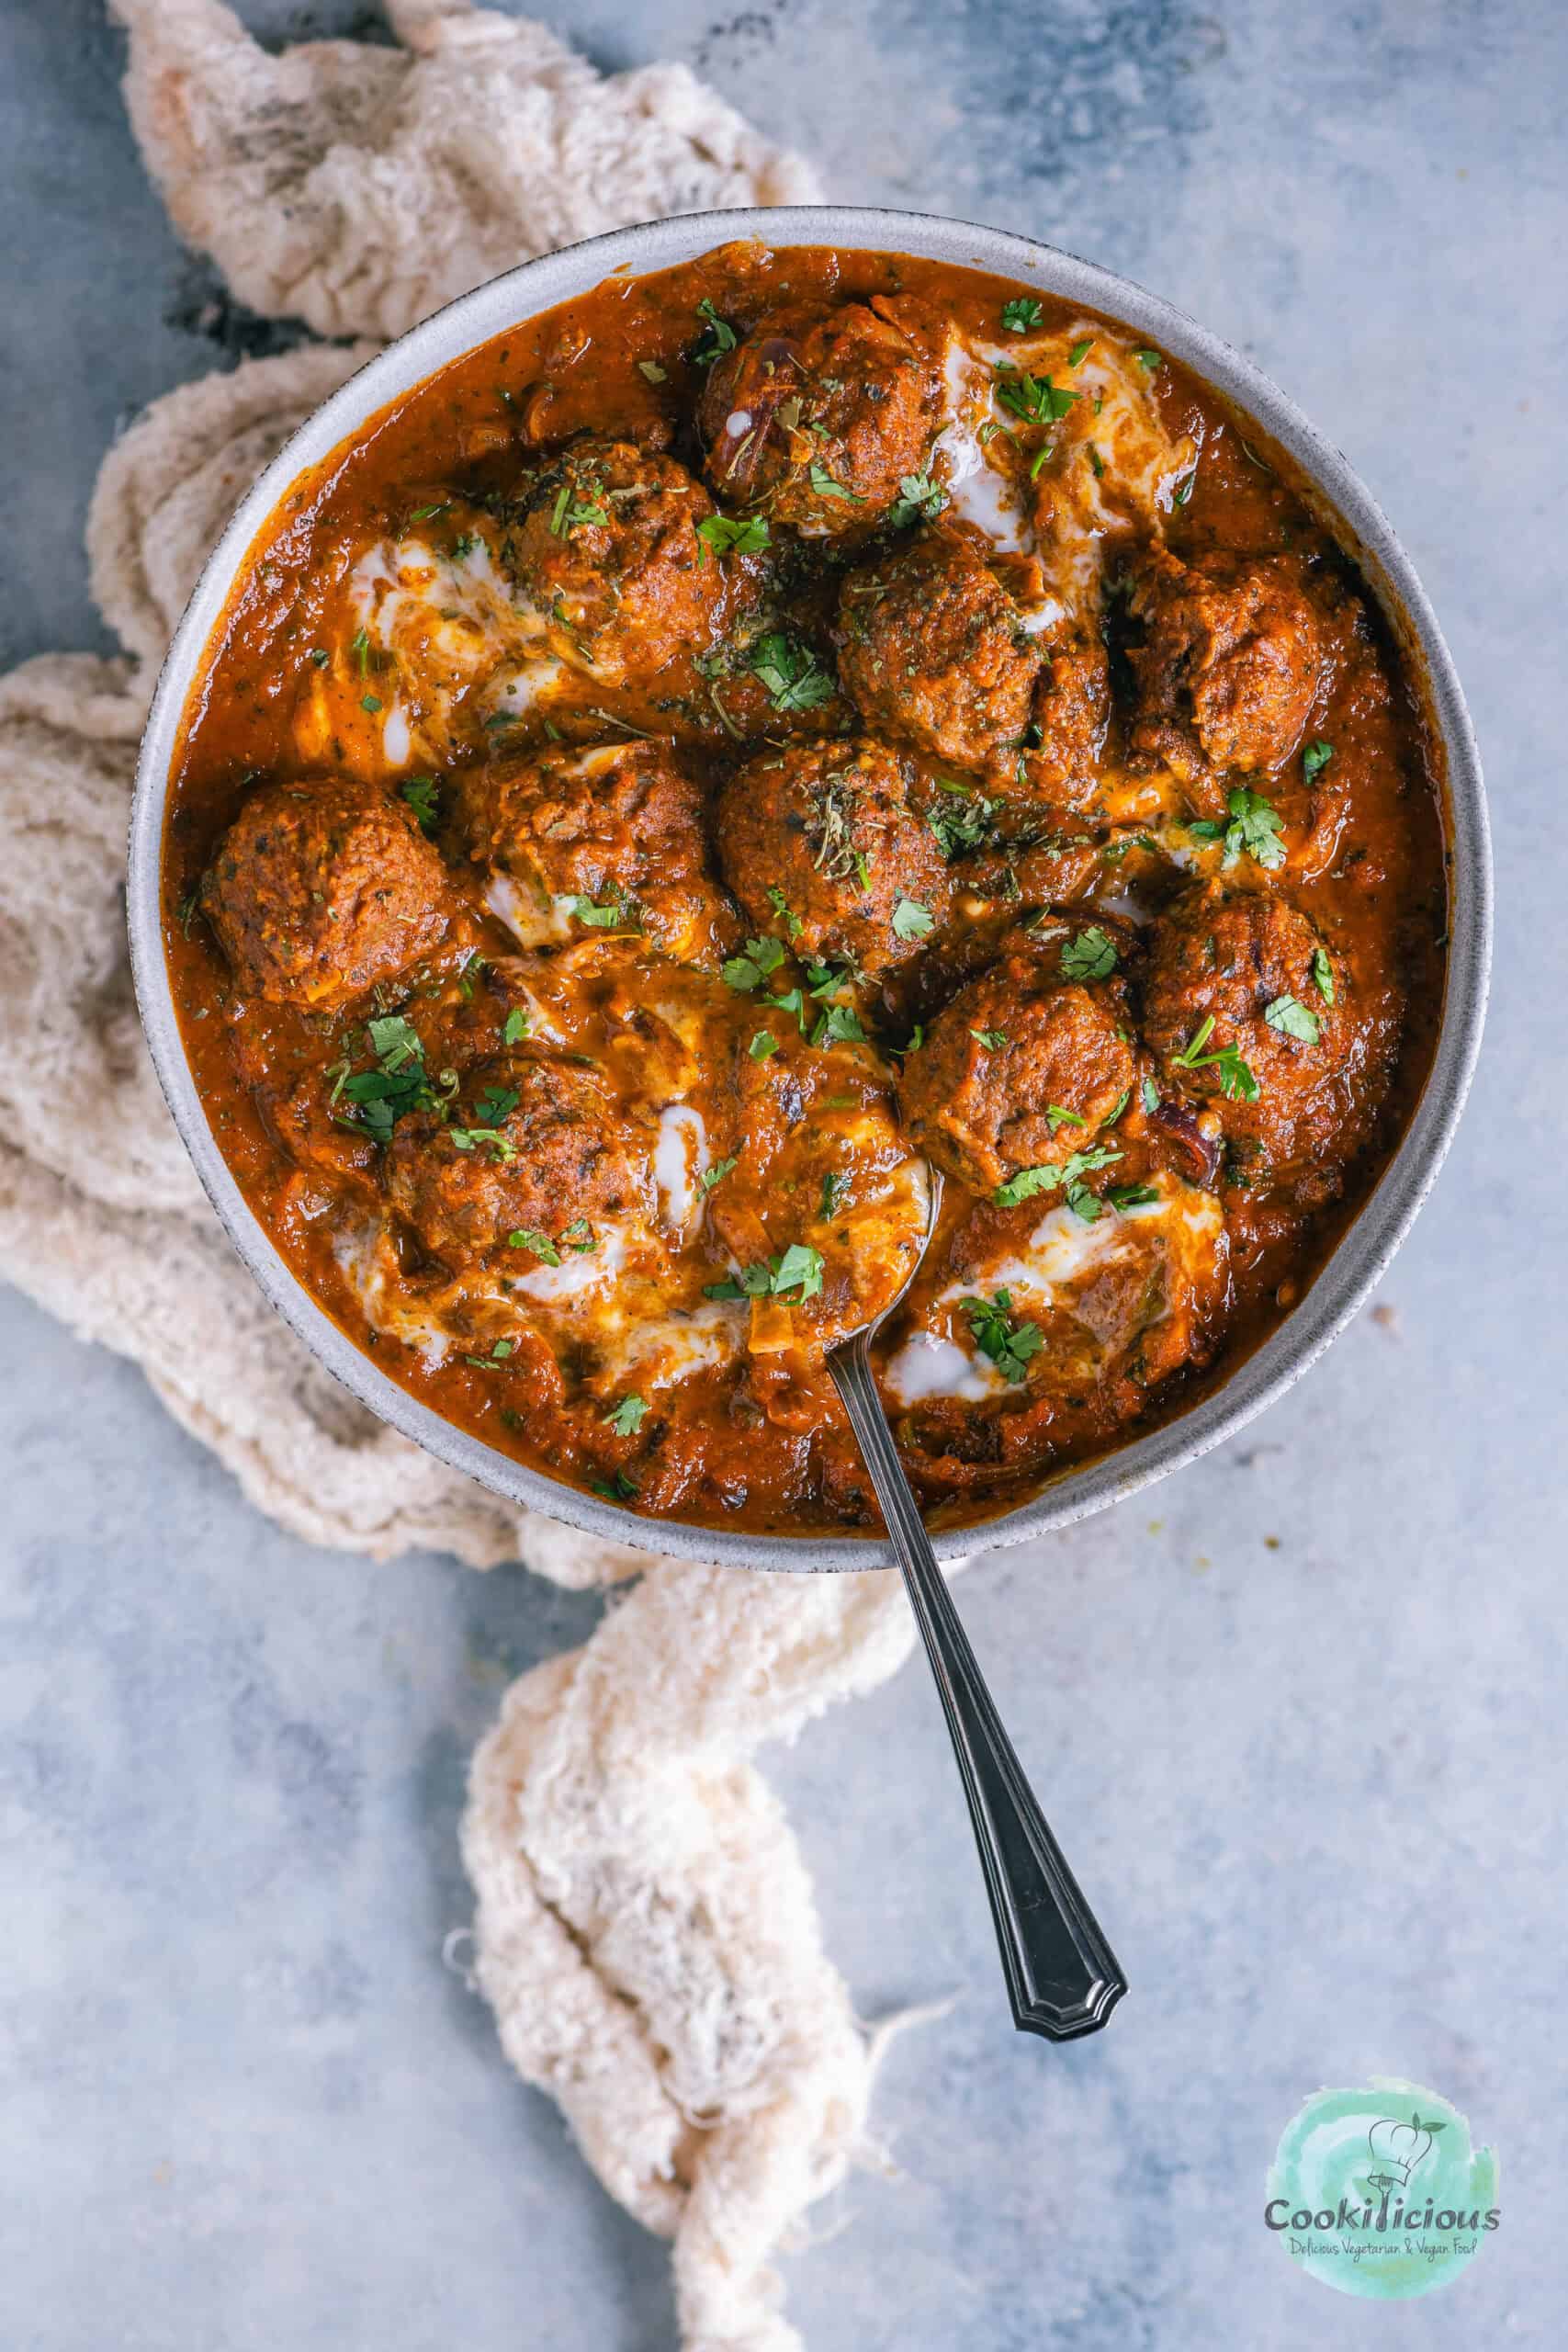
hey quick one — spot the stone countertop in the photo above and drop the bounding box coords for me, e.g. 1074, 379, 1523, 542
2, 1, 1563, 2344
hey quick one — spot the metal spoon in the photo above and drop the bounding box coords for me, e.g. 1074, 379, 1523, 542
827, 1169, 1128, 2041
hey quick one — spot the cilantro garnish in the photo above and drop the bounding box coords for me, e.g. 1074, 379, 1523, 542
892, 898, 934, 942
722, 935, 788, 992
1264, 994, 1322, 1045
696, 513, 771, 560
1060, 926, 1118, 982
749, 1030, 779, 1061
691, 298, 739, 367
703, 1243, 825, 1305
1189, 785, 1287, 873
927, 779, 995, 860
971, 1027, 1009, 1051
1311, 946, 1335, 1005
750, 630, 835, 713
994, 366, 1079, 425
811, 1003, 866, 1050
1170, 1015, 1261, 1102
766, 884, 804, 939
604, 1395, 648, 1436
508, 1228, 560, 1265
1001, 297, 1044, 333
992, 1144, 1122, 1216
1303, 739, 1335, 785
963, 1290, 1043, 1385
701, 1153, 739, 1193
502, 1007, 529, 1045
819, 1169, 848, 1219
808, 460, 864, 503
401, 776, 440, 834
886, 470, 949, 529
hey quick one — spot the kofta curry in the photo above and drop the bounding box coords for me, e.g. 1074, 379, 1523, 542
162, 243, 1447, 1537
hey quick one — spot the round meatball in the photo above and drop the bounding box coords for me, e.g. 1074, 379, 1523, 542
837, 534, 1037, 768
716, 738, 950, 976
699, 300, 941, 537
900, 934, 1137, 1197
1126, 549, 1324, 805
386, 1057, 649, 1266
1142, 886, 1349, 1173
458, 739, 737, 965
510, 435, 718, 684
836, 534, 1108, 804
201, 775, 450, 1010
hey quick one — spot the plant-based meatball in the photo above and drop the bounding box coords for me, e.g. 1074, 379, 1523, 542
458, 739, 737, 965
715, 738, 951, 976
201, 775, 450, 1010
1143, 885, 1349, 1174
900, 929, 1137, 1197
385, 1057, 649, 1267
510, 435, 718, 684
1125, 549, 1325, 808
699, 300, 942, 537
835, 534, 1108, 804
836, 534, 1037, 770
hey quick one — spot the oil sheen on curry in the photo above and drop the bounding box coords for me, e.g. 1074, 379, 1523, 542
164, 243, 1447, 1538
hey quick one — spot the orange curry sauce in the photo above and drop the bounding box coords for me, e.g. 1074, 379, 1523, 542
163, 243, 1447, 1538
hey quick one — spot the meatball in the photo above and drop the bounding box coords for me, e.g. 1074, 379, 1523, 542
458, 739, 737, 965
510, 435, 718, 685
837, 534, 1037, 770
836, 534, 1108, 804
201, 775, 450, 1010
699, 300, 942, 537
1126, 550, 1324, 806
900, 932, 1137, 1197
386, 1057, 649, 1266
715, 738, 950, 976
1142, 886, 1349, 1174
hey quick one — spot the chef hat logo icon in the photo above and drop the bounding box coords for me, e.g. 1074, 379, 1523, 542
1366, 2109, 1446, 2188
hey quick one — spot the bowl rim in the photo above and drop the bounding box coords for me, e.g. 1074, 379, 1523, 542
127, 201, 1491, 1572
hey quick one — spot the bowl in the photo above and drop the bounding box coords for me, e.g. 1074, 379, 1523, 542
127, 204, 1491, 1572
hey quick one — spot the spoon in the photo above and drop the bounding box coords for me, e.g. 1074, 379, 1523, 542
826, 1168, 1128, 2041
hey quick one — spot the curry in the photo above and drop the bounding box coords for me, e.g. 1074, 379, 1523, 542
162, 242, 1447, 1538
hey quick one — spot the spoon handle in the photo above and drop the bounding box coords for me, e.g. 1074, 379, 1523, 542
829, 1340, 1128, 2041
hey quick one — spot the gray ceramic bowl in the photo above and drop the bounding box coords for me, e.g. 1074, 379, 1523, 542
127, 205, 1490, 1571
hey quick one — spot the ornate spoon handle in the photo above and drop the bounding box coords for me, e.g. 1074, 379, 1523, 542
829, 1338, 1128, 2041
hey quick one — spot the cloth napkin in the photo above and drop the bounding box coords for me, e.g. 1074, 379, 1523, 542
0, 6, 940, 2345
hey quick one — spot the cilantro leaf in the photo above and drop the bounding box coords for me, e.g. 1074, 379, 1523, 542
1264, 993, 1321, 1045
696, 513, 771, 560
963, 1290, 1043, 1385
808, 460, 864, 503
1061, 926, 1119, 981
886, 470, 950, 529
400, 776, 440, 833
1303, 739, 1335, 785
1311, 946, 1336, 1004
749, 630, 835, 712
1169, 1014, 1261, 1102
1001, 297, 1043, 333
891, 898, 934, 942
502, 1007, 530, 1045
722, 935, 787, 992
604, 1395, 648, 1436
508, 1227, 560, 1264
691, 298, 738, 367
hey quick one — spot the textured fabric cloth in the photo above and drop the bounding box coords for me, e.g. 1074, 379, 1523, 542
0, 7, 938, 2346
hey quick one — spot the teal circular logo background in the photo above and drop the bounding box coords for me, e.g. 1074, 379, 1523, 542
1266, 2078, 1499, 2299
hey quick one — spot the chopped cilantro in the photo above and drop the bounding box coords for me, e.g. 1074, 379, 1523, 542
750, 630, 835, 713
1311, 946, 1336, 1004
508, 1228, 560, 1264
766, 884, 804, 939
464, 1338, 516, 1369
1001, 296, 1044, 333
971, 1026, 1009, 1051
1061, 926, 1119, 981
891, 897, 934, 942
749, 1029, 780, 1061
592, 1470, 640, 1504
401, 776, 440, 833
1169, 1015, 1260, 1102
963, 1290, 1043, 1385
722, 935, 788, 991
360, 692, 384, 715
1303, 739, 1335, 785
696, 513, 771, 560
808, 460, 864, 503
927, 779, 995, 859
1107, 1182, 1161, 1212
1141, 1075, 1162, 1114
818, 1169, 848, 1219
886, 470, 949, 529
994, 367, 1079, 425
992, 1144, 1122, 1214
502, 1007, 530, 1045
691, 298, 738, 367
604, 1395, 648, 1436
1068, 336, 1094, 367
568, 891, 637, 930
560, 1219, 596, 1253
704, 1243, 825, 1304
701, 1152, 739, 1193
811, 1003, 866, 1049
1045, 1104, 1088, 1135
1264, 993, 1322, 1045
1134, 349, 1163, 372
1190, 785, 1287, 873
637, 359, 668, 384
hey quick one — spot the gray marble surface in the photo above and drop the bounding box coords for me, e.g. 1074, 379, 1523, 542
2, 0, 1564, 2343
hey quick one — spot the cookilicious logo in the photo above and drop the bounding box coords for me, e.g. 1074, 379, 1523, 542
1265, 2079, 1499, 2299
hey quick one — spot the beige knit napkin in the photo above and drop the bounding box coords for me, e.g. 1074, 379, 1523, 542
0, 6, 935, 2345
